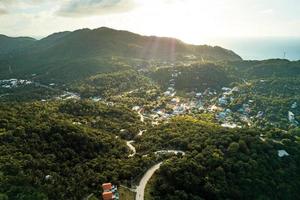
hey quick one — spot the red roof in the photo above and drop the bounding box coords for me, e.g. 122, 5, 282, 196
102, 183, 112, 191
102, 191, 113, 200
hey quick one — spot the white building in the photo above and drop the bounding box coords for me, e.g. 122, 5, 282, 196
218, 96, 228, 105
132, 106, 140, 111
288, 111, 295, 122
278, 150, 289, 157
195, 93, 202, 98
164, 91, 171, 96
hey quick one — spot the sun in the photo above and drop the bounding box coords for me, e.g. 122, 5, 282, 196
134, 0, 227, 45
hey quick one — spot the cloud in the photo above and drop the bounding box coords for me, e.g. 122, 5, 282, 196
0, 0, 54, 5
57, 0, 136, 17
0, 8, 8, 15
260, 9, 274, 14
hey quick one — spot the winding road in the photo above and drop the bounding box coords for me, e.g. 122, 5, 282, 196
135, 162, 162, 200
124, 108, 185, 200
138, 130, 146, 136
138, 109, 144, 123
135, 150, 185, 200
126, 140, 136, 157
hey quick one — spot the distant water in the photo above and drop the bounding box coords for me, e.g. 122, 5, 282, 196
209, 37, 300, 61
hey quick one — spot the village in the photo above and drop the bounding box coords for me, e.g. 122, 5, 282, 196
129, 68, 299, 130
0, 78, 32, 89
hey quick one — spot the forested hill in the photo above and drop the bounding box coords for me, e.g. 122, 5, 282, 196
3, 27, 241, 61
0, 35, 36, 55
0, 27, 241, 82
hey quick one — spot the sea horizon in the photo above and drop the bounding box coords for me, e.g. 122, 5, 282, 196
206, 36, 300, 61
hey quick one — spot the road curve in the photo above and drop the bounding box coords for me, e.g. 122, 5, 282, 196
138, 130, 146, 136
135, 150, 185, 200
138, 110, 144, 123
135, 162, 162, 200
126, 141, 136, 157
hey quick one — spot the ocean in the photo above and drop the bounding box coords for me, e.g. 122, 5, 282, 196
208, 37, 300, 61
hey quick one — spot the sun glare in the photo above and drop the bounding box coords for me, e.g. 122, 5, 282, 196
126, 0, 228, 45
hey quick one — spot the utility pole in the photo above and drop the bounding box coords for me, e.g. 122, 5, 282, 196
8, 65, 13, 74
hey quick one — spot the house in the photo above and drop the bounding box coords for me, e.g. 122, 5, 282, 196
291, 102, 297, 109
217, 112, 227, 120
171, 98, 180, 104
172, 73, 178, 78
222, 87, 231, 91
164, 91, 171, 96
120, 129, 127, 133
91, 97, 102, 102
167, 87, 175, 92
132, 106, 140, 111
195, 93, 202, 98
102, 192, 113, 200
221, 123, 241, 129
102, 183, 119, 200
218, 96, 228, 105
231, 87, 239, 92
102, 183, 112, 192
208, 105, 222, 112
288, 111, 295, 122
278, 150, 289, 157
256, 111, 264, 118
45, 175, 52, 180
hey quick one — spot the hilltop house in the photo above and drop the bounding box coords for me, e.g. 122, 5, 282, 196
102, 183, 119, 200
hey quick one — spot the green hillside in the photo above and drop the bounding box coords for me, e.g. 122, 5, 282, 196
0, 27, 241, 83
0, 35, 36, 55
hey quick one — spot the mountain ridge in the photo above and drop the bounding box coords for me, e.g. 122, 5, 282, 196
0, 27, 241, 60
0, 27, 242, 82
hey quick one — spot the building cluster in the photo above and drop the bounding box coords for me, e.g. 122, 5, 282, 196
288, 102, 299, 126
56, 91, 80, 101
0, 79, 32, 89
288, 111, 299, 125
102, 183, 119, 200
163, 69, 180, 97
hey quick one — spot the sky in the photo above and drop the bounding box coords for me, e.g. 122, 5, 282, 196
0, 0, 300, 45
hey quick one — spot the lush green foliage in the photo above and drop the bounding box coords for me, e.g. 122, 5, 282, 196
75, 69, 157, 98
0, 35, 35, 55
148, 63, 233, 92
229, 78, 300, 129
139, 117, 300, 200
0, 100, 154, 199
229, 59, 300, 79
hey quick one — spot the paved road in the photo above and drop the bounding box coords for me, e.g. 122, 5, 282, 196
126, 141, 136, 157
135, 162, 162, 200
138, 110, 144, 123
0, 93, 10, 98
138, 130, 146, 136
135, 150, 185, 200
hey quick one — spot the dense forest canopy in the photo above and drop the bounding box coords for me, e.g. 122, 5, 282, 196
138, 117, 300, 200
0, 100, 160, 199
